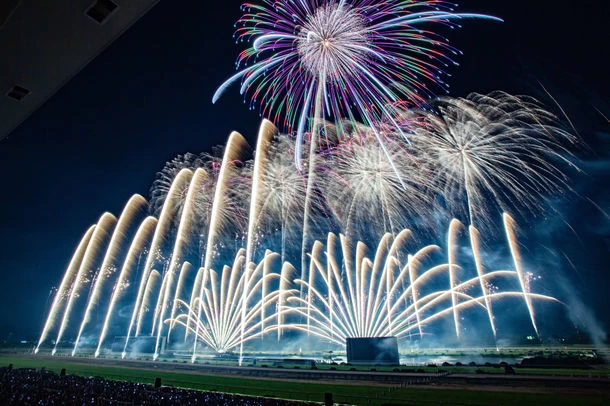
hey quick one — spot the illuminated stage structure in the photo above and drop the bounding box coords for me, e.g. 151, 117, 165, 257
346, 337, 399, 366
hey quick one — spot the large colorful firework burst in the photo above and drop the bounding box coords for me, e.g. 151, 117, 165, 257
213, 0, 501, 165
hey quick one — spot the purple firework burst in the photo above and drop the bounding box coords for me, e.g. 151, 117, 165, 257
213, 0, 501, 167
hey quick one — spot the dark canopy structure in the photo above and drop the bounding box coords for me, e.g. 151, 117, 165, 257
0, 0, 159, 141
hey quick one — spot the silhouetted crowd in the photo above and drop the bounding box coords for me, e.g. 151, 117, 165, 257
0, 365, 315, 405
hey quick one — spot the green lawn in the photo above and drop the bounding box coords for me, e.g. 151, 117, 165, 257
307, 363, 610, 377
1, 355, 608, 406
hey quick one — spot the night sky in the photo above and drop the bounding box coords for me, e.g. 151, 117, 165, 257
0, 0, 608, 341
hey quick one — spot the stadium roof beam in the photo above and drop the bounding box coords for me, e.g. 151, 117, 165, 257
0, 0, 159, 141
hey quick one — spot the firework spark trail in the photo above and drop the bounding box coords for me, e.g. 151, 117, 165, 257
300, 81, 325, 303
585, 196, 610, 220
388, 263, 465, 328
420, 270, 517, 315
246, 120, 277, 266
35, 225, 95, 353
469, 225, 497, 339
97, 216, 157, 358
124, 169, 191, 355
167, 261, 193, 341
338, 233, 358, 334
366, 233, 393, 334
53, 213, 116, 355
407, 92, 580, 231
354, 241, 368, 335
39, 159, 566, 356
306, 241, 324, 333
277, 261, 296, 339
202, 133, 247, 273
537, 81, 578, 136
379, 229, 412, 336
404, 267, 552, 322
381, 245, 443, 331
312, 234, 347, 336
154, 168, 208, 359
238, 120, 277, 365
197, 151, 252, 266
447, 218, 463, 338
185, 267, 204, 342
326, 233, 338, 340
594, 106, 610, 123
151, 270, 170, 337
192, 131, 247, 361
136, 270, 161, 344
373, 244, 440, 337
73, 195, 147, 355
154, 158, 228, 268
172, 296, 293, 354
260, 250, 274, 332
243, 135, 307, 264
214, 1, 501, 167
212, 258, 245, 351
39, 87, 584, 358
503, 212, 539, 336
407, 254, 422, 337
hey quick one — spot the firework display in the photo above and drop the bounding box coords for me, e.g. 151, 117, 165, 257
213, 0, 503, 292
36, 94, 576, 361
35, 1, 583, 365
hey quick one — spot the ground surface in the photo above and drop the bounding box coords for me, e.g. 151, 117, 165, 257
1, 353, 609, 405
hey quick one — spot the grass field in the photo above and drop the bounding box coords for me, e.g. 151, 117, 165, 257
2, 354, 609, 405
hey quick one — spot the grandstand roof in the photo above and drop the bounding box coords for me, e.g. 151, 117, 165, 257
0, 0, 159, 141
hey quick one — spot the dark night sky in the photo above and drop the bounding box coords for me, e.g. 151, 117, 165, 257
0, 0, 608, 340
